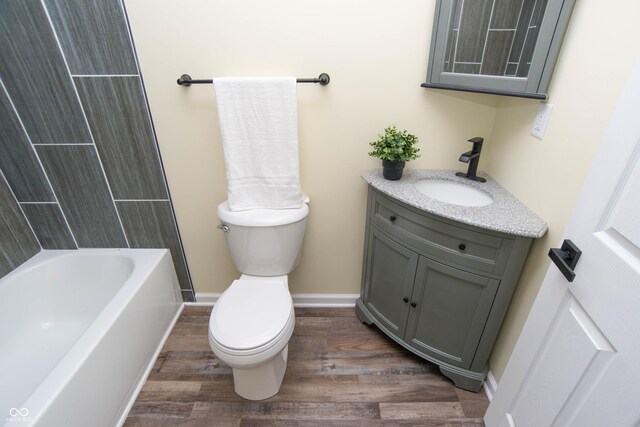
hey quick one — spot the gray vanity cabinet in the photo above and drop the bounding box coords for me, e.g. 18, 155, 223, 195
356, 186, 533, 391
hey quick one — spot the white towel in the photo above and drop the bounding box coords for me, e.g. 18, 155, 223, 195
213, 77, 304, 211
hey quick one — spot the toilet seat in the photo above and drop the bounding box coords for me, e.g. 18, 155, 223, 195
210, 278, 294, 354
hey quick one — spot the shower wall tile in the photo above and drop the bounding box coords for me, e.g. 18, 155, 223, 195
0, 0, 194, 300
0, 0, 91, 144
116, 201, 192, 291
75, 77, 168, 200
0, 87, 54, 202
0, 176, 40, 279
36, 145, 128, 248
44, 0, 138, 75
21, 203, 77, 249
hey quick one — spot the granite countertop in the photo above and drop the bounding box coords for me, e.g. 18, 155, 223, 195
362, 169, 548, 238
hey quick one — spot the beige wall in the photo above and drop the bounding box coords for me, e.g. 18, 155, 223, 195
486, 0, 640, 381
124, 0, 497, 296
124, 0, 640, 384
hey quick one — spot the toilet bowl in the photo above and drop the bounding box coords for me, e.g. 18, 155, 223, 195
208, 201, 308, 400
209, 275, 295, 400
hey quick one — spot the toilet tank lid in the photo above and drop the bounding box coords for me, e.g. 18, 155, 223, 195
217, 201, 309, 227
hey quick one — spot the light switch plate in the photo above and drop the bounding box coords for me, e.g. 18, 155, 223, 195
531, 102, 553, 139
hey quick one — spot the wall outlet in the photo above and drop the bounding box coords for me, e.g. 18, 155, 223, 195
531, 102, 553, 139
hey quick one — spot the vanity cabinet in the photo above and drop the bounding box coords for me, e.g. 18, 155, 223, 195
356, 187, 533, 391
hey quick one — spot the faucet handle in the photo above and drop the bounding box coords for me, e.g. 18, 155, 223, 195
468, 137, 484, 154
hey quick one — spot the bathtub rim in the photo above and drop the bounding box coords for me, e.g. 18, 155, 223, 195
3, 249, 183, 426
115, 302, 184, 426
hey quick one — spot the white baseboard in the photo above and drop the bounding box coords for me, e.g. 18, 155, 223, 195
194, 292, 359, 307
483, 370, 498, 401
292, 293, 360, 307
190, 293, 219, 304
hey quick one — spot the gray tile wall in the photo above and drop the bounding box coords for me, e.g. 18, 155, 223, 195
0, 174, 40, 278
0, 0, 194, 300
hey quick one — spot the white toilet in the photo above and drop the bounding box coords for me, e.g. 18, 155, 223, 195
208, 201, 309, 400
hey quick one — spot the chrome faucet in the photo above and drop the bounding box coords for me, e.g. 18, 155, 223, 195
456, 137, 486, 182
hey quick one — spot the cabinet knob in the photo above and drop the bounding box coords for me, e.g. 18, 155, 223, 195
403, 297, 409, 303
389, 215, 396, 222
410, 302, 417, 308
458, 243, 466, 251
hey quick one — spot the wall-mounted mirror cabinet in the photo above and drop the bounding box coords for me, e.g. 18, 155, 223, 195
423, 0, 576, 99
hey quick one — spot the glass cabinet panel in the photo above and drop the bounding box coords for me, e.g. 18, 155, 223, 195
424, 0, 575, 99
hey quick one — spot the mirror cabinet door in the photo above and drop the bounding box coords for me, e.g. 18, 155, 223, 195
424, 0, 576, 99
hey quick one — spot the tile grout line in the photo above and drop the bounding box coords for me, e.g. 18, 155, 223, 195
32, 143, 94, 146
71, 74, 139, 78
0, 77, 79, 249
114, 199, 170, 202
40, 0, 131, 248
19, 201, 58, 205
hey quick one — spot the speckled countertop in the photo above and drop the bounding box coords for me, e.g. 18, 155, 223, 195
362, 169, 548, 238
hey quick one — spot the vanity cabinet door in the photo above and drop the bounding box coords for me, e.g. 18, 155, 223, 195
363, 228, 418, 338
406, 257, 500, 369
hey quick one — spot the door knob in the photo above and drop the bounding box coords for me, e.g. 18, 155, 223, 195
548, 239, 582, 282
403, 297, 409, 303
410, 302, 417, 308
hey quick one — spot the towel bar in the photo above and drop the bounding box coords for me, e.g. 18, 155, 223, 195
177, 73, 330, 86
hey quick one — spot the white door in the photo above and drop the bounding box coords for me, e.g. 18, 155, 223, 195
484, 60, 640, 426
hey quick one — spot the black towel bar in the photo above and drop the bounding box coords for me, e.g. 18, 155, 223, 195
177, 73, 330, 86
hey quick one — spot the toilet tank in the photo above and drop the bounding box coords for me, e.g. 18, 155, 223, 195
217, 202, 309, 276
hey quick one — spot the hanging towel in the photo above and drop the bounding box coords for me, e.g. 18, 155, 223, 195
213, 76, 304, 211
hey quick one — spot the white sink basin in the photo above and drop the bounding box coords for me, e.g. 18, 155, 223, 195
414, 180, 493, 207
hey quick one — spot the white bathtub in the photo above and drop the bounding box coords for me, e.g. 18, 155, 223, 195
0, 249, 183, 426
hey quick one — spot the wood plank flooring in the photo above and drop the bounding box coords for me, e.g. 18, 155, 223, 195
124, 307, 488, 426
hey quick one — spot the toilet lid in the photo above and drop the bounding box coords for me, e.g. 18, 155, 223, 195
210, 279, 293, 350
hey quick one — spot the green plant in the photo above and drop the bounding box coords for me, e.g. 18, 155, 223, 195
368, 125, 421, 162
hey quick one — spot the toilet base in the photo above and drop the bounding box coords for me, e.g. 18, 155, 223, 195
232, 344, 289, 400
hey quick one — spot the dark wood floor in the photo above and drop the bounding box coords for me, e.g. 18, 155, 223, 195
124, 306, 488, 426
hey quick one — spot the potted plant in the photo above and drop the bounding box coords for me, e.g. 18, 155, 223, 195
368, 125, 421, 180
